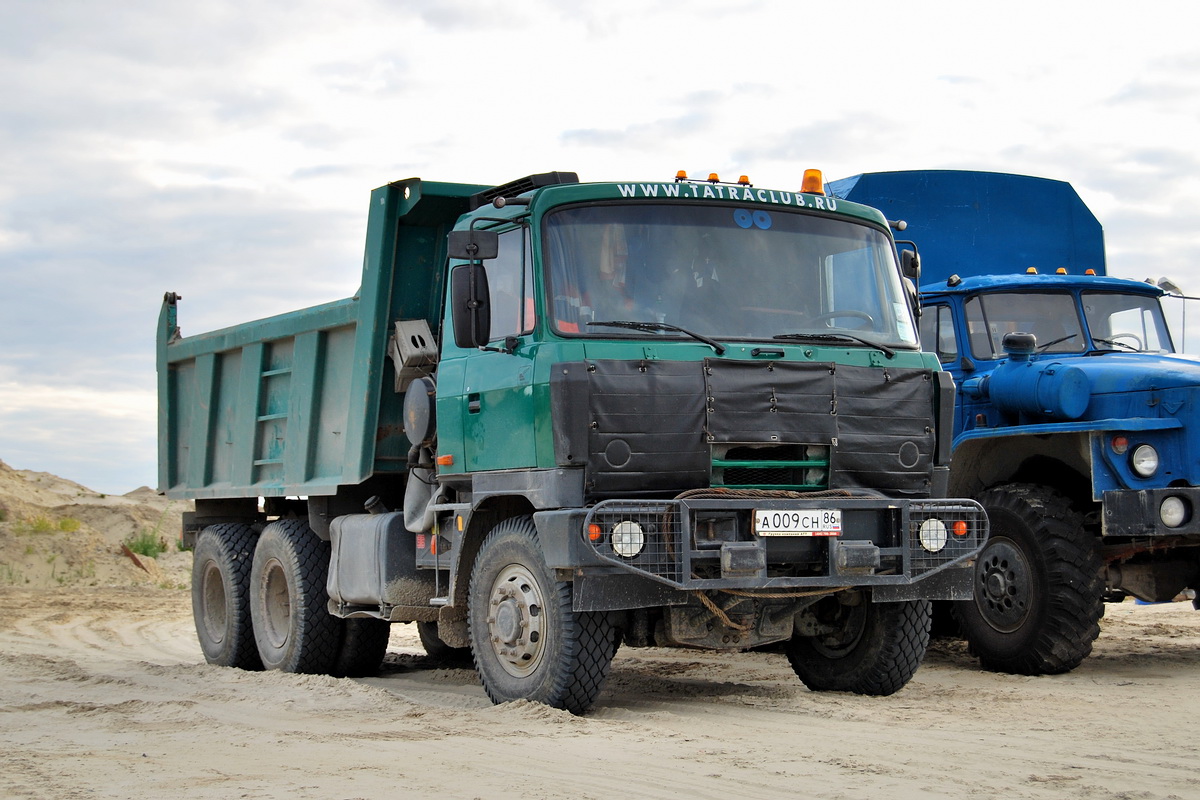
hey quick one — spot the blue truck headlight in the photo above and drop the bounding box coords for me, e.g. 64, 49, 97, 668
1131, 444, 1159, 478
1160, 496, 1190, 528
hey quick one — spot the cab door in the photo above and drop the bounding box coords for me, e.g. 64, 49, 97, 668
459, 226, 538, 472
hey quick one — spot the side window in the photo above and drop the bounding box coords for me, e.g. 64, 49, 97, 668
485, 228, 534, 339
919, 304, 958, 363
964, 296, 995, 359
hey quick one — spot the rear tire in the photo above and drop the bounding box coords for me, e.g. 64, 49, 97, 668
192, 523, 261, 670
468, 516, 618, 714
332, 618, 392, 678
249, 519, 342, 673
954, 484, 1103, 675
417, 621, 473, 666
786, 594, 931, 696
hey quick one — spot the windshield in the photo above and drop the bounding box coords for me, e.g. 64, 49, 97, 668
964, 290, 1174, 359
1082, 291, 1174, 353
542, 203, 918, 346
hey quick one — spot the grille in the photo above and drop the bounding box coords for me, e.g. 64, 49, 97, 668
907, 501, 988, 576
712, 444, 829, 491
586, 502, 683, 584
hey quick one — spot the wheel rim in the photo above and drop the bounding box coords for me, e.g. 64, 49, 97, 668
200, 560, 227, 645
809, 597, 867, 659
261, 557, 292, 650
974, 535, 1032, 633
485, 563, 546, 679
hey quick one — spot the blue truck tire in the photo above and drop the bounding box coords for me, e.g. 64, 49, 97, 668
468, 516, 619, 715
955, 484, 1103, 674
785, 595, 932, 695
191, 523, 262, 670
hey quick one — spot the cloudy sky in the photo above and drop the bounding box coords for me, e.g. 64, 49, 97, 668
3, 0, 1200, 494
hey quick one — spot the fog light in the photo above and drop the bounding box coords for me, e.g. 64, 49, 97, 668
1160, 496, 1190, 528
918, 518, 948, 553
611, 521, 646, 558
1131, 444, 1159, 477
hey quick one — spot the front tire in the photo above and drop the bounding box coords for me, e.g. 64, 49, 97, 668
955, 484, 1103, 675
192, 523, 262, 670
249, 519, 342, 673
468, 516, 617, 714
786, 593, 931, 695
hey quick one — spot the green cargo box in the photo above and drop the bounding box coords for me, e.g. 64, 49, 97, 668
156, 178, 486, 499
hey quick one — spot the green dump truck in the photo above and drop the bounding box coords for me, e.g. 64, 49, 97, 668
159, 170, 986, 713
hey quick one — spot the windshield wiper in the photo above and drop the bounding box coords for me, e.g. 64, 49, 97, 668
1090, 336, 1138, 352
587, 320, 727, 355
773, 332, 895, 358
1038, 333, 1077, 352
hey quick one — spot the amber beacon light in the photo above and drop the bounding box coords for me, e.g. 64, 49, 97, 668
801, 168, 825, 194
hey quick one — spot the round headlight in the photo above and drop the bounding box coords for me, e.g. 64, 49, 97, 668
611, 521, 646, 558
918, 518, 948, 553
1131, 444, 1159, 478
1161, 496, 1190, 528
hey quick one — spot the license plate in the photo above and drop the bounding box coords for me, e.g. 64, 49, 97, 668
754, 508, 842, 537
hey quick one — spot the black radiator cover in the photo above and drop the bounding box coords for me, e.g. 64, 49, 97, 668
550, 359, 936, 498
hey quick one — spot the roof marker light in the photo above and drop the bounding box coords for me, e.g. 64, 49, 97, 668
1057, 268, 1068, 274
1026, 267, 1039, 274
801, 169, 825, 194
1085, 269, 1097, 275
738, 175, 752, 186
708, 173, 720, 183
675, 170, 688, 182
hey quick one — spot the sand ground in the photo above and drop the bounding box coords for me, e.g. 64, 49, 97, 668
2, 460, 1197, 799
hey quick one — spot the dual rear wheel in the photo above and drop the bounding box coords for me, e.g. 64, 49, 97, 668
191, 520, 390, 678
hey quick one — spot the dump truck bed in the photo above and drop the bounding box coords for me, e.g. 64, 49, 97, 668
156, 178, 485, 499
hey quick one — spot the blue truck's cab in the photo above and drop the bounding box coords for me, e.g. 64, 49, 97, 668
832, 170, 1200, 675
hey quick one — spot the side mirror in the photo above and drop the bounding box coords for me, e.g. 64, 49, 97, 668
447, 229, 499, 261
451, 263, 492, 349
899, 247, 921, 281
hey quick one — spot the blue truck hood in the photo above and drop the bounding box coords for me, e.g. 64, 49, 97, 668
1070, 351, 1200, 394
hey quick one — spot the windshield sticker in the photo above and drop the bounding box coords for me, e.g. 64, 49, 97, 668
617, 182, 838, 211
733, 209, 773, 229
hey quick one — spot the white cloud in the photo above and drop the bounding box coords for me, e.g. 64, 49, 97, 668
5, 0, 1200, 489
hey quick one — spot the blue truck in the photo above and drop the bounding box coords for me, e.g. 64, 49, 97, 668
831, 169, 1200, 675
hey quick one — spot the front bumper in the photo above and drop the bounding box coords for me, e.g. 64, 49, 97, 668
580, 496, 986, 592
1103, 487, 1200, 538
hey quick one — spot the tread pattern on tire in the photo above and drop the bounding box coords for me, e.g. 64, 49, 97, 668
251, 518, 342, 674
787, 597, 931, 696
468, 516, 617, 715
863, 599, 933, 696
957, 483, 1103, 675
192, 523, 261, 670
